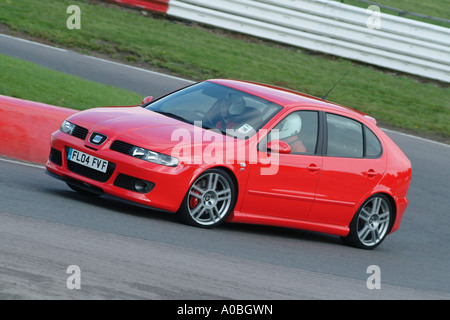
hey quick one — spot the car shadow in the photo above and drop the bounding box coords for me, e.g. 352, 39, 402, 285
220, 221, 343, 246
46, 186, 177, 221
48, 186, 343, 247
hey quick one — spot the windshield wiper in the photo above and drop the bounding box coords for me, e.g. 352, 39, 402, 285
197, 122, 229, 135
155, 111, 191, 124
153, 111, 228, 136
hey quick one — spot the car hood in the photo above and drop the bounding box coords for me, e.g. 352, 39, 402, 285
67, 106, 236, 154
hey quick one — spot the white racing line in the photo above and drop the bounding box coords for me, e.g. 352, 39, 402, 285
0, 33, 68, 53
382, 128, 450, 148
0, 33, 193, 85
85, 54, 193, 84
0, 157, 45, 169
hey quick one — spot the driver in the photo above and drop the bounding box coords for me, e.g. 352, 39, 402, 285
215, 94, 246, 131
276, 113, 306, 153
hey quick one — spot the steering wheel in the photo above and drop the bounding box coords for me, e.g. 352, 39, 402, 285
194, 110, 215, 128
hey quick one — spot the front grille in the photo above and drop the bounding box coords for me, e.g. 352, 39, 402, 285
110, 140, 134, 155
65, 147, 115, 182
72, 125, 89, 140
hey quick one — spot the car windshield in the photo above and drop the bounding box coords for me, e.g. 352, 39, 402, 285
145, 81, 282, 139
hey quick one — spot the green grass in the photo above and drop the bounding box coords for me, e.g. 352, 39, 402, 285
0, 54, 142, 109
0, 0, 448, 141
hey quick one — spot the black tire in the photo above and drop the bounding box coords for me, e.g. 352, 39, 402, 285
343, 194, 393, 250
177, 169, 236, 228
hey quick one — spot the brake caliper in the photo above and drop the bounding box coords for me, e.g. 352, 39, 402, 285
189, 190, 200, 209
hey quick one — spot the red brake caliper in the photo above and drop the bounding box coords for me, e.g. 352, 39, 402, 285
189, 190, 200, 209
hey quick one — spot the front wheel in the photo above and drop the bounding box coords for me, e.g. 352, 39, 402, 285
178, 169, 236, 228
343, 194, 393, 249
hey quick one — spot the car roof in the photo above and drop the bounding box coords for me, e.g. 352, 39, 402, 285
208, 79, 375, 123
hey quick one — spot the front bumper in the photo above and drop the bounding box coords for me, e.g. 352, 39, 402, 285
45, 130, 194, 213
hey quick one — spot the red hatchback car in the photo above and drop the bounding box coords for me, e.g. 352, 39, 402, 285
45, 79, 411, 249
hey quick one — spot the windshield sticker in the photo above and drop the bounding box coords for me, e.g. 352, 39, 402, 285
238, 123, 253, 135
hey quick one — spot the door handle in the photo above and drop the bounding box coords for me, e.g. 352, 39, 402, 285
366, 169, 378, 178
307, 164, 321, 172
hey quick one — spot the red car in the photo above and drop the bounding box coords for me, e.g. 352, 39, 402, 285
45, 79, 411, 249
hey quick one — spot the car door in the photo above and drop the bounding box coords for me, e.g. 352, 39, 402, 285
308, 112, 387, 227
241, 110, 323, 220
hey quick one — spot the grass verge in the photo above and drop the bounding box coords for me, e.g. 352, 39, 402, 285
0, 54, 143, 109
0, 0, 448, 141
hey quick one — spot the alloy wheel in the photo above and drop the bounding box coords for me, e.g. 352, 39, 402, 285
343, 194, 393, 249
356, 196, 391, 247
181, 170, 235, 228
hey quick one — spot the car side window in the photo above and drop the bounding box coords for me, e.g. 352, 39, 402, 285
268, 111, 319, 155
364, 125, 382, 158
326, 113, 363, 158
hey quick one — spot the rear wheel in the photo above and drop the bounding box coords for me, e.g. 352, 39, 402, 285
178, 169, 236, 228
343, 194, 393, 249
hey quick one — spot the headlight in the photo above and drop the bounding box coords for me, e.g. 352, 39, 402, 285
130, 146, 178, 167
60, 120, 75, 135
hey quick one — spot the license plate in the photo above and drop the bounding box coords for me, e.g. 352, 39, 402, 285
67, 148, 108, 173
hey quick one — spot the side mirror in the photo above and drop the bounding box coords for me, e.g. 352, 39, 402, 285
266, 140, 291, 154
141, 96, 153, 105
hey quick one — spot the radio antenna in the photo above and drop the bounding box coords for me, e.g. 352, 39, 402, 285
322, 70, 350, 100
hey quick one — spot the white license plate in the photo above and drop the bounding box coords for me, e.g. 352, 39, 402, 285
67, 148, 108, 173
